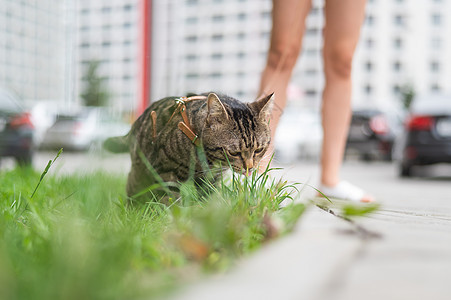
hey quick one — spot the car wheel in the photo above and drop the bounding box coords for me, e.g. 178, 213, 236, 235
360, 153, 373, 162
382, 153, 393, 162
399, 163, 412, 177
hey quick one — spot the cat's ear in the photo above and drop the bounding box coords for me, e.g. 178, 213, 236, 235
207, 93, 229, 124
248, 92, 274, 121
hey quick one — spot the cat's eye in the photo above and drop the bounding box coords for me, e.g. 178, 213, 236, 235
227, 150, 241, 157
254, 148, 264, 154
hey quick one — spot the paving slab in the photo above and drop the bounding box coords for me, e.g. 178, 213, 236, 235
172, 206, 364, 300
172, 160, 451, 300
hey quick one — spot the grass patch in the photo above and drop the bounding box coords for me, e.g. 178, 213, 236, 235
0, 156, 305, 299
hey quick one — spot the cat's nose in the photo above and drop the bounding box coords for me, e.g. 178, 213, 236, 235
244, 159, 253, 170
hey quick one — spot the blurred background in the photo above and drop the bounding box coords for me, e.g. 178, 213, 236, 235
1, 0, 451, 177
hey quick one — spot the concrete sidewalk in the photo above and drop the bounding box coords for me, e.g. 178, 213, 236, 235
173, 161, 451, 300
172, 206, 364, 300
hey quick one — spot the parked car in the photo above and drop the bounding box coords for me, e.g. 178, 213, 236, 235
0, 88, 35, 165
40, 107, 130, 151
394, 94, 451, 177
346, 108, 403, 161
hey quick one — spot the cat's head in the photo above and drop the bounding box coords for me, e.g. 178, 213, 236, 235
201, 92, 274, 174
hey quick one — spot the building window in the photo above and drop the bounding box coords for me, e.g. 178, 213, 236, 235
211, 53, 223, 60
365, 61, 373, 72
430, 83, 441, 91
431, 13, 442, 26
186, 35, 198, 42
305, 89, 317, 97
237, 13, 247, 21
212, 15, 225, 22
393, 61, 402, 72
304, 48, 317, 56
101, 7, 112, 13
365, 38, 374, 49
310, 7, 321, 15
186, 73, 199, 79
261, 11, 271, 19
124, 4, 133, 11
364, 84, 373, 95
393, 85, 401, 95
212, 34, 224, 41
394, 14, 405, 26
210, 72, 222, 78
306, 28, 320, 36
430, 61, 440, 72
237, 32, 246, 40
365, 15, 375, 26
393, 37, 403, 49
186, 54, 197, 61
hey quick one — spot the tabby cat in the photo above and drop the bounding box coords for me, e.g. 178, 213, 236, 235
104, 92, 273, 203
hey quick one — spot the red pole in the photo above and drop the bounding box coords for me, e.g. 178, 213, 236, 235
138, 0, 151, 116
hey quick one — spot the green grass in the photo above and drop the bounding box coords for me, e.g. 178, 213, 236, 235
0, 153, 305, 300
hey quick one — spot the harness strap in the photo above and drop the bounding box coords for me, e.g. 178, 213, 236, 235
166, 95, 207, 146
150, 110, 157, 140
178, 122, 199, 146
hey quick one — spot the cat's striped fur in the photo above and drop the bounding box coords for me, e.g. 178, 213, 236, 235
104, 92, 273, 203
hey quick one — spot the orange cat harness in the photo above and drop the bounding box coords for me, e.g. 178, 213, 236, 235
151, 95, 207, 146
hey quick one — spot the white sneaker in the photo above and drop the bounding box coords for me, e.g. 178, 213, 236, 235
319, 181, 374, 203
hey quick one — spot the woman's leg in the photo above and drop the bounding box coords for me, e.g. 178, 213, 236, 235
321, 0, 369, 198
258, 0, 312, 169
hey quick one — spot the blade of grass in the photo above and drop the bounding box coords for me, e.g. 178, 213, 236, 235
30, 148, 63, 199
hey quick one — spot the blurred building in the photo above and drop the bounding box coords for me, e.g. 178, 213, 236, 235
152, 0, 275, 102
75, 0, 140, 112
152, 0, 451, 109
1, 0, 450, 114
353, 0, 451, 108
151, 0, 326, 105
0, 0, 65, 102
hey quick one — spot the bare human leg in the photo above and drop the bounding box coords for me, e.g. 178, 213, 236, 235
321, 0, 373, 202
258, 0, 312, 170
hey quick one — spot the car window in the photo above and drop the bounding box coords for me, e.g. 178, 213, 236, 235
54, 115, 81, 123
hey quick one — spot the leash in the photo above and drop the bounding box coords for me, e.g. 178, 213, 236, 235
151, 95, 207, 146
